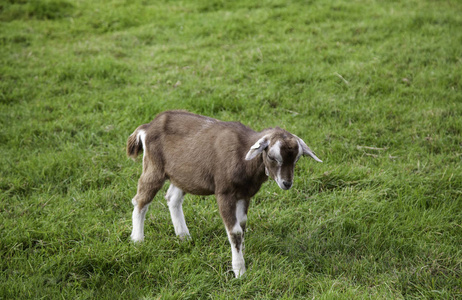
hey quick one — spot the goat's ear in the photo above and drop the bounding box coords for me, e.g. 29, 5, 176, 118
296, 137, 323, 162
245, 136, 269, 160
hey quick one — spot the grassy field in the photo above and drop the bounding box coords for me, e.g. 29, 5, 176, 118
1, 0, 461, 298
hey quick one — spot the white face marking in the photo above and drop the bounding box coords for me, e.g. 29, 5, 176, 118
268, 141, 286, 189
269, 140, 283, 164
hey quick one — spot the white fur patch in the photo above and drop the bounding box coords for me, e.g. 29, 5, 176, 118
224, 199, 248, 278
131, 201, 149, 242
226, 226, 245, 278
245, 136, 269, 160
250, 141, 261, 150
236, 200, 247, 226
137, 129, 146, 148
166, 184, 190, 239
270, 140, 283, 163
269, 141, 285, 189
138, 129, 147, 163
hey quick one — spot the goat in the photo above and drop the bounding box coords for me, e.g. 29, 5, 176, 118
126, 110, 322, 278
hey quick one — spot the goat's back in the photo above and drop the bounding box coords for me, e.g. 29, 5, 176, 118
141, 111, 263, 196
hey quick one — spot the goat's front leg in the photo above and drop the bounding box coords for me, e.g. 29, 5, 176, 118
217, 194, 249, 278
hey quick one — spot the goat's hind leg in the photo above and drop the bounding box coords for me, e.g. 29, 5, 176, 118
165, 184, 190, 240
131, 172, 165, 242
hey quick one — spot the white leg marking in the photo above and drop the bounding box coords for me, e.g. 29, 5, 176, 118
236, 199, 247, 254
226, 225, 245, 278
165, 184, 190, 239
227, 199, 248, 278
236, 200, 247, 227
131, 199, 149, 242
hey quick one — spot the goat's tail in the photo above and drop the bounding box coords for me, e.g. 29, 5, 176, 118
127, 128, 144, 160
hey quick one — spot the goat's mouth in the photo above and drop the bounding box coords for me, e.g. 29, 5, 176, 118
276, 179, 293, 190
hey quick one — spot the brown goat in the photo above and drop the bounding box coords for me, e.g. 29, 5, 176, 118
126, 110, 322, 277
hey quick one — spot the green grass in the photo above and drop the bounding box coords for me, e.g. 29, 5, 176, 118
1, 0, 461, 298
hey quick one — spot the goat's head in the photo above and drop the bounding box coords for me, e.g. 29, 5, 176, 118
245, 128, 322, 190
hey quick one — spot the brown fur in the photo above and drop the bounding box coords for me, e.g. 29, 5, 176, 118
126, 132, 143, 159
127, 110, 321, 277
128, 111, 269, 226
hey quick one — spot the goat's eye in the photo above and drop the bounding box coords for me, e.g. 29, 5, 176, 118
267, 155, 276, 161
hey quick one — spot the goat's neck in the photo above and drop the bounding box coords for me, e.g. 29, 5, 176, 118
249, 154, 269, 185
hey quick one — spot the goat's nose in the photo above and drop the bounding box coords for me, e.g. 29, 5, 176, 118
283, 181, 292, 189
